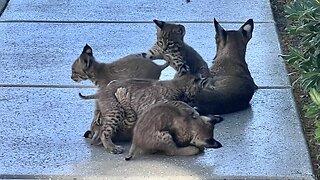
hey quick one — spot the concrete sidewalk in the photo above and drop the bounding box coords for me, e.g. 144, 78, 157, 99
0, 0, 316, 179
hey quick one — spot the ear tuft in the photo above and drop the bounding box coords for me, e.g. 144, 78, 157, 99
153, 19, 165, 29
213, 18, 227, 38
82, 44, 93, 56
213, 18, 218, 27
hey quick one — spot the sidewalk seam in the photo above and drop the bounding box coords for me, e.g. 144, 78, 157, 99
0, 20, 275, 24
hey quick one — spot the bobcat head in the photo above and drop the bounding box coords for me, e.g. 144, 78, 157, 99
71, 44, 94, 82
189, 114, 223, 148
213, 18, 254, 57
153, 19, 186, 53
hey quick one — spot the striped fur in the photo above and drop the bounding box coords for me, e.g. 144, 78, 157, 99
72, 44, 169, 142
79, 74, 206, 154
135, 20, 212, 78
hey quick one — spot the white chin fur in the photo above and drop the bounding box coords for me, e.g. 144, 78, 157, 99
200, 116, 211, 121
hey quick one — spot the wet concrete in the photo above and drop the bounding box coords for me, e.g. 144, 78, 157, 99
0, 0, 316, 179
0, 23, 288, 87
0, 88, 314, 179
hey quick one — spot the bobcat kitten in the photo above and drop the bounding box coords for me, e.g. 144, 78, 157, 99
71, 44, 169, 86
140, 20, 211, 78
114, 88, 222, 160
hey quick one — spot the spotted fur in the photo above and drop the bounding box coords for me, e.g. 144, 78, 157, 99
71, 44, 169, 139
79, 74, 206, 154
135, 20, 211, 78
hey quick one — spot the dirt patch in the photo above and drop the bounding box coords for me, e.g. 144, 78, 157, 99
269, 0, 320, 178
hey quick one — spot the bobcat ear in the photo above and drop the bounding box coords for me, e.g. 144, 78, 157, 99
153, 19, 165, 29
202, 115, 223, 125
84, 56, 92, 69
239, 19, 254, 41
82, 44, 93, 56
80, 54, 92, 69
213, 18, 227, 38
177, 25, 186, 36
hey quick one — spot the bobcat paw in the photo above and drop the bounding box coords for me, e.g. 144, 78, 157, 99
173, 146, 200, 156
178, 64, 190, 76
125, 155, 133, 161
109, 145, 125, 154
115, 87, 130, 102
188, 146, 201, 155
198, 146, 205, 153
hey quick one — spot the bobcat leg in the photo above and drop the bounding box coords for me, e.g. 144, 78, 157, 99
88, 111, 103, 145
125, 143, 137, 161
99, 116, 124, 154
91, 132, 100, 145
142, 43, 164, 60
155, 131, 200, 156
100, 129, 124, 154
164, 53, 189, 77
84, 101, 101, 139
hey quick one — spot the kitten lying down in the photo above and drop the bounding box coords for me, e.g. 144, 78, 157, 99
113, 88, 223, 160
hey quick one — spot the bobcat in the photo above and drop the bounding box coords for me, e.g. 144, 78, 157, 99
79, 73, 206, 154
71, 44, 169, 139
139, 19, 211, 78
113, 88, 222, 160
193, 19, 258, 115
71, 44, 169, 86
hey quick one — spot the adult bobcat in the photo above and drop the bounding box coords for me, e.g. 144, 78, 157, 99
79, 73, 206, 154
113, 88, 222, 160
141, 19, 211, 78
193, 19, 258, 115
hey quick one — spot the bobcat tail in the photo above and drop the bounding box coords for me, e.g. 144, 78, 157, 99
78, 93, 98, 100
83, 130, 92, 138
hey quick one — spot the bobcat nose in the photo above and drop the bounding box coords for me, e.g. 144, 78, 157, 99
206, 138, 222, 149
71, 75, 80, 82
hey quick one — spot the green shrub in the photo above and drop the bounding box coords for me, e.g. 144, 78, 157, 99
304, 89, 320, 141
284, 0, 320, 141
284, 0, 320, 91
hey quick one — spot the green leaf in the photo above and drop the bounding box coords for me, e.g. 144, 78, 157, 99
285, 0, 320, 141
309, 88, 320, 105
